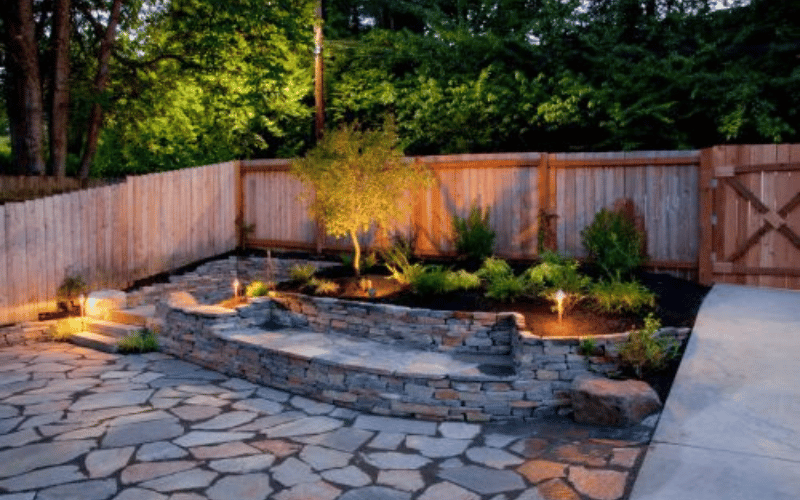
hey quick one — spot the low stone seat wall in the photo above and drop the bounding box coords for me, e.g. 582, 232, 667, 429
158, 291, 691, 422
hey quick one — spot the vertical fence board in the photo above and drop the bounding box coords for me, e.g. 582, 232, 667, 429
5, 203, 26, 322
42, 195, 55, 311
0, 205, 7, 323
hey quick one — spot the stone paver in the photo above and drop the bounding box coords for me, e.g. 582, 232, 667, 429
0, 343, 655, 500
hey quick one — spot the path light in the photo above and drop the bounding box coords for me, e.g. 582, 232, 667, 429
233, 279, 241, 298
79, 294, 86, 331
555, 289, 566, 323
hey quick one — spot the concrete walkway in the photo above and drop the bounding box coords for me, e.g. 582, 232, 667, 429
630, 283, 800, 500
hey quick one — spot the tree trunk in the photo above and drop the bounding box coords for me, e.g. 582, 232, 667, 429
350, 230, 361, 277
50, 0, 71, 177
3, 0, 46, 175
314, 0, 325, 140
79, 0, 122, 179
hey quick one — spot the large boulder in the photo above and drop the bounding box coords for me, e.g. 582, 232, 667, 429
571, 375, 661, 427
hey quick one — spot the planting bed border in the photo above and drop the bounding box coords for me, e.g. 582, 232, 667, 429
159, 291, 690, 422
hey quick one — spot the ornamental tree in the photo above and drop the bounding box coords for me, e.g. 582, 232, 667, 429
292, 121, 430, 276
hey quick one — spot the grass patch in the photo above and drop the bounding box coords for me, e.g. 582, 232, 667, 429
117, 329, 159, 354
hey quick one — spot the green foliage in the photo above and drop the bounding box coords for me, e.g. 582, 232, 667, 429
485, 274, 528, 303
292, 120, 431, 275
57, 275, 88, 309
117, 329, 159, 354
453, 204, 496, 263
310, 278, 340, 296
476, 257, 513, 282
411, 266, 480, 296
363, 252, 378, 270
246, 280, 271, 297
477, 257, 528, 302
289, 263, 317, 283
590, 279, 656, 315
48, 318, 83, 342
524, 253, 590, 295
382, 238, 423, 286
619, 314, 677, 378
582, 208, 645, 280
579, 338, 598, 356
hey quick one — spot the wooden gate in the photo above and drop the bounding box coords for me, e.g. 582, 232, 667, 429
699, 145, 800, 289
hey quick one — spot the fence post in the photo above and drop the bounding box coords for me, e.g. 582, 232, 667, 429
235, 160, 244, 250
538, 152, 557, 253
698, 148, 714, 286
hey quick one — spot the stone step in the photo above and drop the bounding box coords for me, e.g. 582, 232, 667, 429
108, 305, 156, 327
69, 331, 119, 353
86, 318, 143, 339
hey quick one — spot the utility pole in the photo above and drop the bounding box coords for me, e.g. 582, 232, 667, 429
314, 0, 325, 140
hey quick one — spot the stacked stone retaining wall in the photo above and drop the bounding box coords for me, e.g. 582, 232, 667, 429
158, 291, 691, 422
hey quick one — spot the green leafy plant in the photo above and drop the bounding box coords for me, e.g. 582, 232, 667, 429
581, 208, 645, 280
453, 203, 495, 263
246, 280, 271, 297
485, 273, 528, 302
363, 252, 378, 270
618, 314, 677, 378
292, 120, 431, 276
311, 278, 340, 295
579, 338, 598, 356
289, 263, 317, 283
117, 329, 159, 354
383, 237, 423, 285
48, 317, 83, 341
476, 256, 513, 283
411, 266, 480, 296
56, 274, 88, 312
590, 279, 656, 315
523, 252, 590, 313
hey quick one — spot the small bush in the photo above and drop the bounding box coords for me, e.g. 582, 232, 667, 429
117, 329, 159, 354
618, 314, 677, 378
524, 254, 590, 296
383, 238, 423, 285
581, 208, 645, 280
590, 279, 656, 315
49, 317, 83, 341
579, 338, 598, 356
453, 204, 495, 263
311, 278, 339, 295
485, 274, 528, 302
476, 257, 513, 282
57, 274, 88, 311
289, 263, 316, 283
363, 252, 378, 270
246, 280, 271, 297
411, 266, 480, 296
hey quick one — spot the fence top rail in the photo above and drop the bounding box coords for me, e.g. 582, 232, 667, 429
550, 151, 700, 169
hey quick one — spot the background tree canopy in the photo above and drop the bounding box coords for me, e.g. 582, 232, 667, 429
2, 0, 798, 176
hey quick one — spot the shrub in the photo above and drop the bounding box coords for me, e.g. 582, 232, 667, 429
476, 256, 513, 283
618, 314, 677, 378
485, 273, 528, 302
453, 204, 495, 263
117, 329, 159, 354
383, 237, 422, 285
581, 208, 645, 280
524, 253, 590, 296
411, 266, 480, 296
311, 278, 339, 295
292, 120, 431, 276
57, 274, 88, 311
289, 263, 316, 283
590, 279, 656, 315
246, 280, 271, 297
48, 317, 83, 341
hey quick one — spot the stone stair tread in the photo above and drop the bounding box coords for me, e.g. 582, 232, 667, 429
109, 305, 156, 326
218, 327, 516, 382
69, 331, 119, 353
86, 318, 143, 338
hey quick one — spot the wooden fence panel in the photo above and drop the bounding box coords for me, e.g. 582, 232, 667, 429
0, 205, 7, 324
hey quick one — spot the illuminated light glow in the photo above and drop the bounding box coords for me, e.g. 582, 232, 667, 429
555, 289, 566, 323
233, 279, 241, 298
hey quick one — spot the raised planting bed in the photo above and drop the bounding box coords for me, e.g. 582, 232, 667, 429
157, 285, 695, 422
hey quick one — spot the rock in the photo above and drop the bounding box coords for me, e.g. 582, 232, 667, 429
571, 376, 661, 427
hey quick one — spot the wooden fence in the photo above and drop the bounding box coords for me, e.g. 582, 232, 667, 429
699, 144, 800, 289
0, 176, 112, 204
0, 162, 237, 324
240, 151, 701, 277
